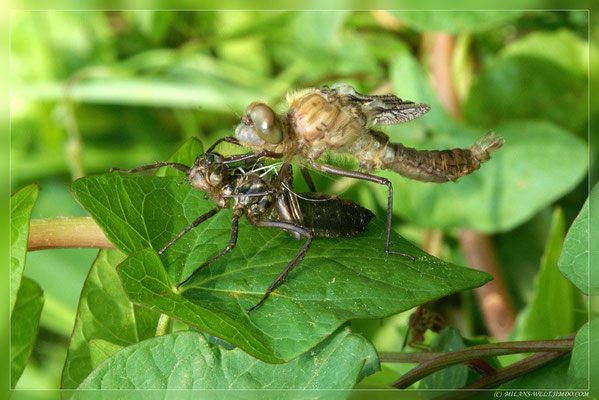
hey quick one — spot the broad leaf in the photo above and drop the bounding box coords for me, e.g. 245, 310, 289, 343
511, 208, 585, 341
389, 11, 523, 33
89, 339, 124, 369
559, 183, 599, 295
567, 319, 598, 392
75, 327, 378, 391
11, 277, 44, 388
72, 171, 491, 363
61, 249, 160, 390
388, 52, 588, 233
11, 183, 39, 313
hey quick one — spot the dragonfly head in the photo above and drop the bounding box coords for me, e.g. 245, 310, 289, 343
235, 102, 283, 145
187, 153, 229, 194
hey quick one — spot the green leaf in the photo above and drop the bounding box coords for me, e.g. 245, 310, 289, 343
89, 339, 124, 369
499, 354, 572, 390
567, 319, 598, 392
14, 76, 264, 111
389, 11, 523, 33
11, 183, 39, 313
11, 277, 44, 388
60, 249, 160, 390
500, 29, 590, 78
389, 53, 588, 233
71, 173, 491, 363
420, 328, 469, 389
559, 183, 599, 295
511, 208, 585, 341
75, 326, 378, 391
463, 55, 588, 134
155, 137, 203, 177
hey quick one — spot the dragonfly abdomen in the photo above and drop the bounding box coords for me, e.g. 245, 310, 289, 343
380, 131, 504, 183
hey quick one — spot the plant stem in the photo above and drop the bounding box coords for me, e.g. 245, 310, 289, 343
391, 337, 573, 388
155, 314, 171, 336
28, 217, 115, 251
379, 352, 445, 363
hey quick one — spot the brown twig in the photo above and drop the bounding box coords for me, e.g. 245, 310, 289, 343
28, 217, 115, 251
427, 32, 515, 340
391, 337, 573, 389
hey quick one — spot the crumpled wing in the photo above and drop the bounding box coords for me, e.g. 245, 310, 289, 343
330, 83, 430, 126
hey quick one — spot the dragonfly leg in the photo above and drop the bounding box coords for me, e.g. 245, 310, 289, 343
111, 162, 190, 174
176, 214, 240, 288
247, 219, 313, 312
206, 136, 243, 153
300, 165, 317, 192
305, 159, 414, 261
158, 207, 221, 255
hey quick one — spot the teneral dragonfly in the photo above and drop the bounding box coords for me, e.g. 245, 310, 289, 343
230, 83, 504, 257
112, 148, 374, 311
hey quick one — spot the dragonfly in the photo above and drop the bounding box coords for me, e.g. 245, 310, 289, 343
111, 145, 374, 312
227, 83, 504, 258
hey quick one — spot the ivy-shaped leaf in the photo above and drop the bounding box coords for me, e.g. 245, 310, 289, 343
72, 161, 491, 363
75, 326, 378, 391
11, 183, 39, 313
11, 277, 44, 388
60, 249, 160, 389
559, 183, 599, 295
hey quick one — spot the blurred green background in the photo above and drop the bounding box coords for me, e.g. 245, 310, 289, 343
8, 9, 596, 390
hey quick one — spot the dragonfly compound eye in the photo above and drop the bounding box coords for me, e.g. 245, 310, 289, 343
248, 103, 283, 144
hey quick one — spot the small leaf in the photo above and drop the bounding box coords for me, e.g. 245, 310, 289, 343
420, 328, 469, 389
389, 11, 523, 33
567, 319, 598, 392
60, 249, 160, 390
75, 327, 378, 391
11, 183, 39, 313
89, 339, 124, 369
511, 208, 585, 341
11, 277, 44, 388
389, 53, 588, 233
72, 171, 491, 363
559, 183, 599, 295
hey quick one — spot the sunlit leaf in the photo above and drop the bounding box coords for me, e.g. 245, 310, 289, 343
10, 183, 39, 313
75, 326, 378, 391
11, 277, 44, 388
